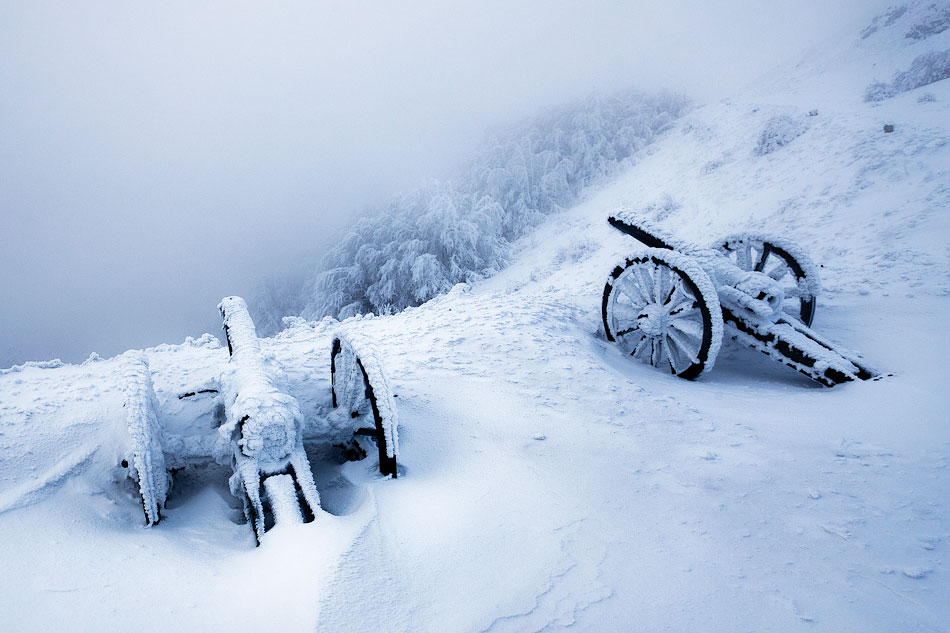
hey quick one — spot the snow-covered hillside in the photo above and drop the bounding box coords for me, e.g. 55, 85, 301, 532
2, 4, 949, 631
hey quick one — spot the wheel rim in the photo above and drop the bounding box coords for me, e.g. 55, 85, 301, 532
722, 238, 815, 325
606, 256, 711, 378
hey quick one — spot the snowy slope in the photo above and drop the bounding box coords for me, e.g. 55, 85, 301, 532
2, 5, 949, 632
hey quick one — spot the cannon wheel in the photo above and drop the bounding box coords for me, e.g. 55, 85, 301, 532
331, 340, 398, 477
603, 249, 723, 379
716, 235, 819, 326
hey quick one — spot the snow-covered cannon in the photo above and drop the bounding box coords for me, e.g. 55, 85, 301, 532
219, 296, 322, 543
601, 211, 877, 386
117, 296, 400, 544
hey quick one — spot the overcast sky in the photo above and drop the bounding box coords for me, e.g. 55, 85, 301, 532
0, 1, 879, 367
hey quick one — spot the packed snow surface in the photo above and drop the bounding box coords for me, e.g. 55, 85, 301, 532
1, 5, 949, 631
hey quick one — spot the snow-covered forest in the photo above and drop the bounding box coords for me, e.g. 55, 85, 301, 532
250, 90, 688, 333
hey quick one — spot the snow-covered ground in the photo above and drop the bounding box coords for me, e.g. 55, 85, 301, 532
2, 5, 949, 631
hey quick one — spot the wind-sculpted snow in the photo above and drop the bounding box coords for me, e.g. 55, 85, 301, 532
0, 359, 65, 375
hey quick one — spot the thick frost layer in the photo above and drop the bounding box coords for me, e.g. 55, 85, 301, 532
119, 351, 169, 526
332, 327, 399, 457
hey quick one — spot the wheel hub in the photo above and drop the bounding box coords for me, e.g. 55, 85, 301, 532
637, 303, 667, 337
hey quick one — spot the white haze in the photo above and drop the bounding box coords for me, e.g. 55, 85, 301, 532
0, 0, 879, 366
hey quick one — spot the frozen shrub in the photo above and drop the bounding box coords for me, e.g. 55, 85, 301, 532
864, 81, 896, 102
753, 115, 806, 156
918, 91, 937, 101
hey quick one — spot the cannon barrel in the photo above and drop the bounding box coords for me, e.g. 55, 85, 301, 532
218, 296, 321, 542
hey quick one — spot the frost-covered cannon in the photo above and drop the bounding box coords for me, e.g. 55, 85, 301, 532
601, 211, 877, 386
116, 296, 400, 544
218, 296, 322, 542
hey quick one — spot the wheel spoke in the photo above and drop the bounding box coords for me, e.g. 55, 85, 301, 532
634, 265, 655, 303
766, 261, 789, 281
669, 303, 700, 323
669, 315, 704, 340
613, 284, 640, 306
667, 328, 700, 365
611, 303, 641, 326
783, 284, 804, 298
736, 243, 753, 270
665, 284, 688, 307
654, 265, 671, 303
618, 330, 646, 355
664, 334, 687, 373
632, 335, 650, 360
618, 273, 651, 307
651, 337, 662, 367
667, 295, 696, 317
753, 245, 770, 272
